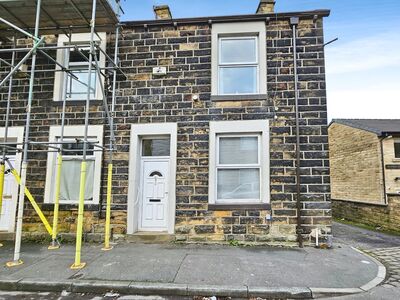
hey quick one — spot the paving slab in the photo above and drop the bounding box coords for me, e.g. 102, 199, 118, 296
0, 241, 384, 298
77, 244, 185, 282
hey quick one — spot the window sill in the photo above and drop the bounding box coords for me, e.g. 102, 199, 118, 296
211, 94, 267, 101
41, 203, 99, 211
385, 164, 400, 170
208, 203, 271, 211
52, 100, 103, 106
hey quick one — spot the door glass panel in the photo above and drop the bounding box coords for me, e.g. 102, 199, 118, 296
149, 171, 163, 177
142, 138, 170, 156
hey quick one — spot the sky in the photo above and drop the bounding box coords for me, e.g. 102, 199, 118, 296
120, 0, 400, 121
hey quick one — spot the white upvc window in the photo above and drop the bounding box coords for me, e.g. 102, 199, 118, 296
218, 36, 259, 95
53, 33, 107, 102
209, 120, 270, 205
395, 139, 400, 159
212, 22, 267, 96
44, 125, 104, 205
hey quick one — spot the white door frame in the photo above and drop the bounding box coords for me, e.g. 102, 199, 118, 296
0, 127, 24, 233
127, 123, 177, 234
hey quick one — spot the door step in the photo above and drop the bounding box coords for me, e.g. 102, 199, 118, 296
0, 232, 14, 241
126, 233, 174, 244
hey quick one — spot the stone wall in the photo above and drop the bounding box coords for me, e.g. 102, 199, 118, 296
333, 196, 400, 234
329, 123, 385, 203
0, 14, 331, 244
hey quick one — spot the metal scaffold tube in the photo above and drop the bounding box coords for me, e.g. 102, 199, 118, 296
0, 37, 45, 89
6, 0, 42, 267
49, 32, 72, 251
71, 0, 98, 270
102, 16, 120, 251
0, 37, 15, 249
0, 0, 122, 269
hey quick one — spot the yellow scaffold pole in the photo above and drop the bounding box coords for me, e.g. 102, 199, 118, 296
71, 0, 97, 270
0, 163, 5, 216
48, 153, 62, 250
102, 163, 113, 251
70, 161, 87, 269
11, 169, 53, 236
0, 163, 4, 248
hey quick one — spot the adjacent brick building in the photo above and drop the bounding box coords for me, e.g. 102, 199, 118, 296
0, 1, 332, 245
329, 119, 400, 233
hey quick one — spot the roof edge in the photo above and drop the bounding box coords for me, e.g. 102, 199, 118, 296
330, 119, 400, 136
122, 9, 330, 27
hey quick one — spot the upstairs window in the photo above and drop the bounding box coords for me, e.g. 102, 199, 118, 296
395, 139, 400, 159
212, 22, 266, 97
65, 47, 99, 101
219, 37, 258, 95
54, 33, 107, 102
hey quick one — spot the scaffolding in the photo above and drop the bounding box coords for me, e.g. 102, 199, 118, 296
0, 0, 125, 269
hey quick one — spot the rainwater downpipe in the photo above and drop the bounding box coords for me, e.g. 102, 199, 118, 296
290, 17, 303, 248
379, 136, 388, 205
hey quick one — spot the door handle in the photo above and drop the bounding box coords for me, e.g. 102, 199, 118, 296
149, 199, 161, 203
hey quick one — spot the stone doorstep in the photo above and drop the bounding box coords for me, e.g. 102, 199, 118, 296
0, 279, 314, 299
125, 233, 175, 244
0, 232, 14, 241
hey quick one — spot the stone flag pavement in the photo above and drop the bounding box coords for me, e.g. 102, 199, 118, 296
0, 242, 386, 299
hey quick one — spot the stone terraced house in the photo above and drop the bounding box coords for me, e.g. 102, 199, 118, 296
330, 119, 400, 234
0, 0, 331, 246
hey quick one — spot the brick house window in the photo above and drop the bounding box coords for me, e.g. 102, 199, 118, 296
209, 120, 270, 205
219, 37, 258, 94
58, 140, 96, 202
53, 33, 107, 102
395, 139, 400, 159
44, 125, 104, 205
217, 135, 261, 202
211, 22, 267, 97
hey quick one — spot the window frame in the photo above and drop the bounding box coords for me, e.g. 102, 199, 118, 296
53, 33, 107, 102
208, 120, 270, 205
218, 36, 259, 95
211, 22, 267, 97
216, 134, 262, 203
44, 125, 104, 205
394, 138, 400, 159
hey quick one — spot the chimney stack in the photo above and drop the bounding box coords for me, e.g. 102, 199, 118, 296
153, 5, 172, 20
256, 0, 276, 14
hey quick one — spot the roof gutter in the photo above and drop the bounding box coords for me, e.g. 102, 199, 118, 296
122, 9, 330, 27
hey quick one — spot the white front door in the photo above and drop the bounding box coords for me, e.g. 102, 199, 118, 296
0, 157, 17, 232
139, 159, 170, 231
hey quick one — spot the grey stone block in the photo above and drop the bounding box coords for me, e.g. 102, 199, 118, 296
128, 282, 188, 296
248, 286, 312, 299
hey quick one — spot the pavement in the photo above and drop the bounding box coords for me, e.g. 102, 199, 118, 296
332, 221, 400, 250
327, 221, 400, 300
0, 234, 387, 299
